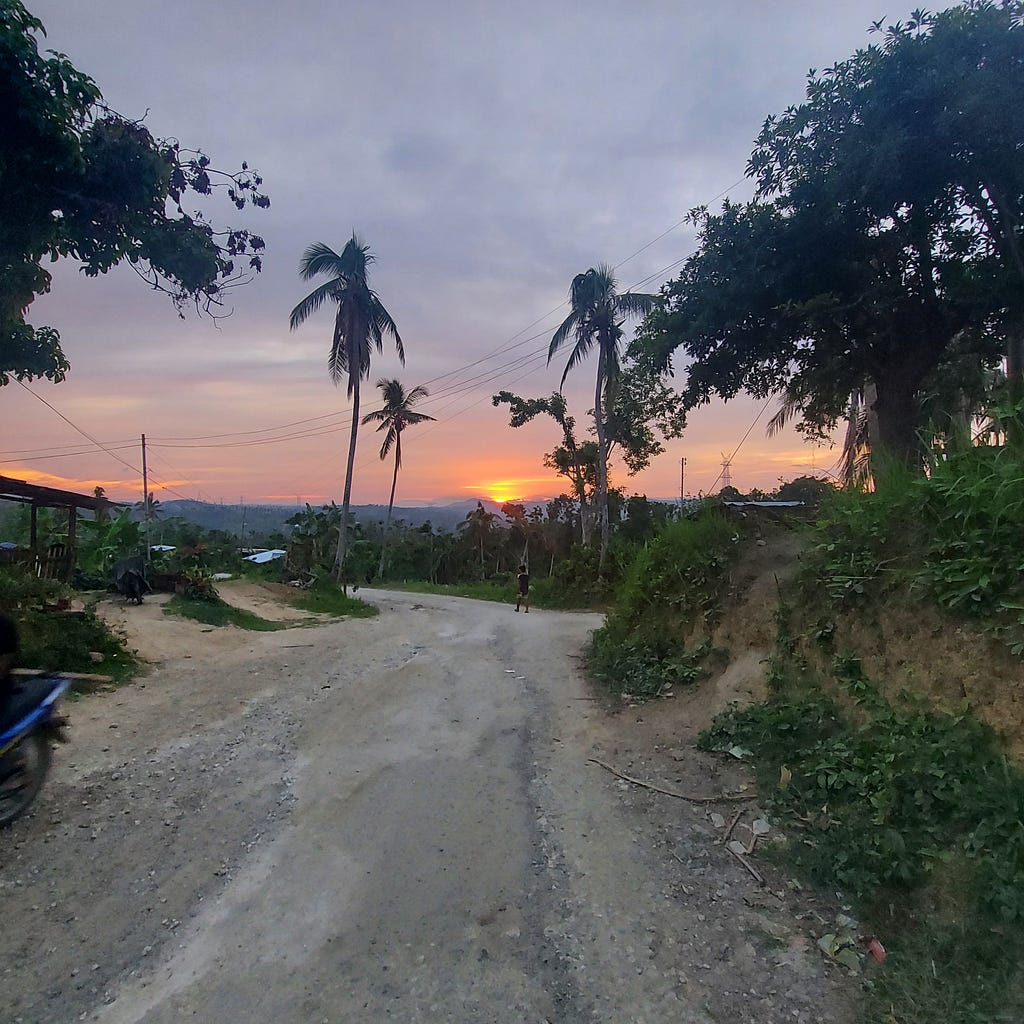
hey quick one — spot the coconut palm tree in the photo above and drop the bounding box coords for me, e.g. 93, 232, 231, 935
548, 265, 656, 572
289, 235, 403, 587
361, 378, 435, 579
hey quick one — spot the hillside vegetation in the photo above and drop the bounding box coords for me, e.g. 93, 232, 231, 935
592, 448, 1024, 1024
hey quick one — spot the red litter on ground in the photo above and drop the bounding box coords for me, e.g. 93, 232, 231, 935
866, 938, 887, 964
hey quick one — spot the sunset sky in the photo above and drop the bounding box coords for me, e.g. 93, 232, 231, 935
2, 2, 926, 508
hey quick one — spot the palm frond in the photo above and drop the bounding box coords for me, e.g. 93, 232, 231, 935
559, 336, 594, 388
379, 425, 398, 462
549, 311, 580, 361
766, 394, 800, 438
372, 302, 404, 364
289, 278, 340, 330
298, 241, 344, 281
614, 291, 657, 318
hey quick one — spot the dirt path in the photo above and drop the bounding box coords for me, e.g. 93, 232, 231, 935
1, 587, 855, 1023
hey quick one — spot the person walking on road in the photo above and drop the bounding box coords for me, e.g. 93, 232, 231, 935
515, 564, 530, 613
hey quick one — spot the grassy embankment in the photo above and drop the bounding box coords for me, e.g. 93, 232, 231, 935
598, 451, 1024, 1024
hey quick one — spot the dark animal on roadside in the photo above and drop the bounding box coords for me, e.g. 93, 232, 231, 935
113, 555, 150, 605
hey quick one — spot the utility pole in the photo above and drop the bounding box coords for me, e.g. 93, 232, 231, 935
680, 456, 687, 506
141, 433, 150, 563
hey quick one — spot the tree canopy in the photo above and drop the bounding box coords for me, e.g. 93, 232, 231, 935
638, 1, 1022, 469
0, 0, 269, 385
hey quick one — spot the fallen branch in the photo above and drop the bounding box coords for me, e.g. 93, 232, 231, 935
588, 758, 754, 804
719, 807, 745, 846
726, 840, 765, 884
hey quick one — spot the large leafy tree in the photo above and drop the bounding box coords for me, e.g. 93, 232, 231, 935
641, 2, 1016, 473
767, 2, 1024, 423
0, 1, 268, 385
548, 266, 656, 570
361, 378, 434, 579
289, 235, 404, 586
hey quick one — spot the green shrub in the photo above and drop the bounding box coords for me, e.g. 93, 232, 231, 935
810, 446, 1024, 654
0, 568, 137, 679
588, 511, 736, 697
701, 659, 1024, 920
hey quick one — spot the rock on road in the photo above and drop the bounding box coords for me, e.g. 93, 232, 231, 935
1, 590, 853, 1024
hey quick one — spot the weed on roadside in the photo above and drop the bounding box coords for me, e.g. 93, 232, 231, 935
289, 584, 377, 618
700, 657, 1024, 1023
164, 595, 285, 631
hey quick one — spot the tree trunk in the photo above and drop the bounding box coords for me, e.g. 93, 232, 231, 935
870, 372, 923, 483
378, 433, 401, 579
334, 384, 361, 591
594, 361, 610, 575
1007, 331, 1024, 450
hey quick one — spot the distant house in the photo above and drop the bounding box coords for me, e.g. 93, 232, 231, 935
243, 549, 287, 564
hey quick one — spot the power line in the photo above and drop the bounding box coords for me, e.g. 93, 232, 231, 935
10, 173, 753, 494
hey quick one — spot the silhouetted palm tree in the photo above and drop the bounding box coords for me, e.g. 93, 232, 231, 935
548, 265, 655, 571
361, 378, 434, 578
289, 234, 403, 587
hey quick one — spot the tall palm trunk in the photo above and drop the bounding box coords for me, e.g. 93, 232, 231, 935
594, 360, 610, 574
378, 432, 401, 579
335, 383, 361, 589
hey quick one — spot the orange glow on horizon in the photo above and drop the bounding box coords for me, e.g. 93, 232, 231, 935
464, 477, 562, 506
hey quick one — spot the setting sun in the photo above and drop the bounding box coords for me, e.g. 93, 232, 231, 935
464, 477, 561, 506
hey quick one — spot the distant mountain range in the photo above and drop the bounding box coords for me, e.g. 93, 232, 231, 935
155, 497, 510, 538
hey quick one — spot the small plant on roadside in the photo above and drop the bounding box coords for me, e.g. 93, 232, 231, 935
164, 594, 284, 631
700, 654, 1024, 1023
176, 567, 219, 602
588, 511, 737, 698
289, 580, 377, 618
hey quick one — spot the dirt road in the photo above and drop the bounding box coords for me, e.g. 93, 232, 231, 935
1, 588, 854, 1023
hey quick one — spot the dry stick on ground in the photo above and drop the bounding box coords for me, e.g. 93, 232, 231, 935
720, 806, 745, 846
726, 842, 765, 885
588, 758, 754, 805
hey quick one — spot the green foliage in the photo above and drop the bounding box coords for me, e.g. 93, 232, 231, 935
0, 568, 72, 611
638, 0, 1024, 469
164, 594, 282, 631
608, 510, 736, 630
590, 634, 710, 699
588, 511, 736, 697
76, 510, 142, 578
919, 446, 1024, 641
0, 0, 268, 382
776, 475, 836, 504
175, 567, 219, 602
811, 446, 1024, 652
550, 543, 610, 606
0, 569, 136, 679
289, 582, 377, 618
701, 652, 1024, 1023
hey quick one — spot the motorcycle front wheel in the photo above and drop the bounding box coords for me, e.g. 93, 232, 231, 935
0, 732, 51, 828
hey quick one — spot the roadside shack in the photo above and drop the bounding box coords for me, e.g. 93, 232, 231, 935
0, 475, 115, 582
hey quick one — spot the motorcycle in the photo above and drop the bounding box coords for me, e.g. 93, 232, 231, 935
0, 673, 70, 828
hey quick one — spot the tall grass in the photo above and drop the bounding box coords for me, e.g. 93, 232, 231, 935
814, 446, 1024, 652
588, 510, 737, 698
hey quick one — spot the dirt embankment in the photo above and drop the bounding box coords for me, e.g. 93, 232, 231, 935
690, 508, 1024, 759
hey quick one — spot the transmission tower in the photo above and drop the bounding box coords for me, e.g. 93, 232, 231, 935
720, 452, 733, 490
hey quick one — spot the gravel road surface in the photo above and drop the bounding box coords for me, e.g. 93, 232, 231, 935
1, 589, 854, 1023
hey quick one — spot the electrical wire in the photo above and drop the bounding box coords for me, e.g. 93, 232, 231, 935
9, 173, 753, 495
